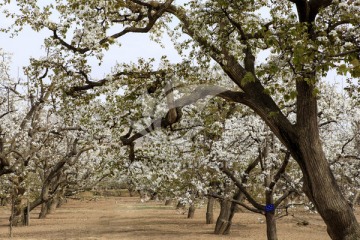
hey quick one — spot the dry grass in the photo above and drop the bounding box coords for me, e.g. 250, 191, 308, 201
1, 196, 355, 240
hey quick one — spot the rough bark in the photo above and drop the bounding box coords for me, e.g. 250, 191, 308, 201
206, 196, 215, 224
10, 179, 26, 226
55, 187, 67, 208
265, 180, 277, 240
165, 199, 173, 206
214, 199, 232, 235
57, 196, 67, 208
47, 198, 58, 214
297, 137, 360, 240
39, 202, 48, 219
37, 199, 57, 219
351, 191, 360, 207
187, 204, 196, 219
23, 200, 30, 226
294, 79, 360, 240
224, 191, 244, 233
150, 192, 158, 201
0, 196, 9, 206
265, 211, 278, 240
291, 2, 360, 238
215, 154, 260, 234
176, 201, 185, 209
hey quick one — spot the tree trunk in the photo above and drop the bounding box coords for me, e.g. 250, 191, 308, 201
213, 190, 244, 234
176, 201, 185, 209
10, 180, 26, 226
187, 204, 195, 219
294, 80, 360, 240
206, 196, 215, 224
10, 199, 25, 226
265, 211, 278, 240
128, 189, 136, 197
165, 199, 173, 206
57, 196, 67, 208
0, 197, 8, 206
214, 199, 232, 234
215, 156, 260, 234
223, 190, 244, 234
47, 198, 58, 214
38, 198, 55, 219
298, 139, 360, 240
39, 202, 48, 219
150, 192, 158, 201
23, 200, 30, 226
56, 188, 67, 208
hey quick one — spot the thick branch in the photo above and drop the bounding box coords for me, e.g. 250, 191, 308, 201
330, 49, 360, 58
120, 86, 249, 145
67, 70, 164, 95
275, 189, 295, 208
223, 9, 272, 41
168, 5, 298, 157
268, 151, 291, 192
221, 167, 265, 211
207, 193, 264, 214
288, 0, 333, 23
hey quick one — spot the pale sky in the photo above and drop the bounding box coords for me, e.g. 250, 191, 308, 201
0, 24, 182, 79
0, 0, 346, 89
0, 1, 187, 80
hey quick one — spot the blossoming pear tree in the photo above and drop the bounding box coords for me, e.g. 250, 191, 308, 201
2, 0, 360, 239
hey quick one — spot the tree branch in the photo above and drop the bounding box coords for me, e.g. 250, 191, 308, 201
330, 49, 360, 58
168, 4, 298, 156
67, 70, 164, 95
274, 189, 296, 208
268, 151, 291, 192
52, 0, 174, 54
221, 166, 265, 211
207, 193, 264, 214
120, 86, 249, 145
319, 120, 337, 127
288, 0, 333, 23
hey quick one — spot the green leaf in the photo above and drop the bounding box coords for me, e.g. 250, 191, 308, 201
290, 90, 297, 99
338, 64, 348, 75
312, 87, 320, 97
268, 111, 279, 118
241, 72, 255, 87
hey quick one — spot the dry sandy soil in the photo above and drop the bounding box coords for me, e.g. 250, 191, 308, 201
0, 196, 357, 240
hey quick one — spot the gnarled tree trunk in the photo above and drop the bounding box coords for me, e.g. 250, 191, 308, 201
176, 201, 185, 209
213, 158, 255, 235
39, 198, 58, 219
214, 190, 244, 235
187, 204, 195, 219
206, 196, 215, 224
56, 187, 67, 208
48, 197, 59, 214
39, 202, 48, 219
293, 80, 360, 240
214, 199, 232, 235
10, 178, 26, 226
297, 138, 360, 240
165, 199, 173, 206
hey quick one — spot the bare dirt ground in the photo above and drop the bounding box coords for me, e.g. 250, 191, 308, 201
0, 196, 357, 240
